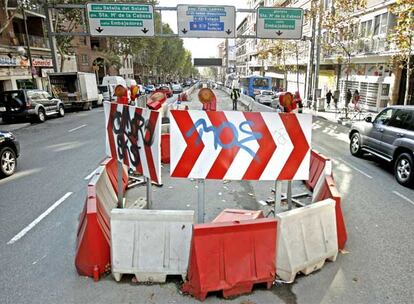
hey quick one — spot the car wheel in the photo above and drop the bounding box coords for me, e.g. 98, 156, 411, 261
58, 105, 65, 117
394, 152, 414, 186
0, 147, 16, 177
350, 132, 363, 157
37, 108, 46, 123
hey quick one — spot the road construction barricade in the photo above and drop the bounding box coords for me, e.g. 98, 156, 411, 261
182, 218, 277, 301
212, 208, 264, 223
75, 158, 128, 280
305, 150, 331, 191
161, 133, 170, 164
110, 209, 195, 283
275, 199, 338, 282
313, 175, 347, 250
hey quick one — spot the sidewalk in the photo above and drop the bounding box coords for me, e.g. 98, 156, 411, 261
302, 106, 379, 127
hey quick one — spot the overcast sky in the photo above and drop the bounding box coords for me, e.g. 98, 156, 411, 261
157, 0, 250, 59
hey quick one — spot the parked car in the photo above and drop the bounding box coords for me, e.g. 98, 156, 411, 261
349, 106, 414, 186
255, 90, 275, 106
0, 131, 20, 177
0, 89, 65, 123
171, 84, 183, 94
155, 85, 173, 98
145, 84, 156, 94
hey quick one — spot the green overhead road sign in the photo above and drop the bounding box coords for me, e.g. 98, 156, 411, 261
87, 3, 155, 37
256, 7, 303, 39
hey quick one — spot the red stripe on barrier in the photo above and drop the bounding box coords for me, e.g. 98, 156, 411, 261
144, 110, 160, 184
206, 112, 240, 179
278, 113, 310, 180
242, 112, 276, 180
107, 103, 118, 159
171, 110, 205, 177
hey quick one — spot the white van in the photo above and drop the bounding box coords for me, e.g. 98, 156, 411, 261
102, 76, 127, 101
125, 78, 137, 88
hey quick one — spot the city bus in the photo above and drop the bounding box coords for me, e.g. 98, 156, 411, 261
239, 75, 272, 98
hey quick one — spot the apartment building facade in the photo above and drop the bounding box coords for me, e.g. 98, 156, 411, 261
0, 3, 53, 92
236, 0, 413, 110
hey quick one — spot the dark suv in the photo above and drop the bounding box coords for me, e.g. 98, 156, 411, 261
349, 106, 414, 186
0, 89, 65, 123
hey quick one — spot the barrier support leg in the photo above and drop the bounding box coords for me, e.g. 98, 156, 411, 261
287, 181, 293, 210
274, 181, 282, 217
197, 179, 205, 223
117, 161, 124, 208
146, 177, 152, 209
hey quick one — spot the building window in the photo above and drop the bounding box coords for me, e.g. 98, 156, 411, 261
381, 84, 390, 96
80, 54, 88, 65
373, 13, 388, 36
360, 20, 373, 37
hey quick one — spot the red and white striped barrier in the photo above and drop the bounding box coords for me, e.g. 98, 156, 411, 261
170, 110, 312, 180
104, 102, 161, 184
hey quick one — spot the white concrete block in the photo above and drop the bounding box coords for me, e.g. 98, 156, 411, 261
312, 159, 332, 203
110, 209, 195, 283
276, 199, 338, 282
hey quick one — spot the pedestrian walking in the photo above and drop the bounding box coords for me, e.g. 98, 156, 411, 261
230, 88, 241, 111
352, 89, 360, 110
326, 90, 332, 109
346, 89, 352, 107
333, 90, 339, 111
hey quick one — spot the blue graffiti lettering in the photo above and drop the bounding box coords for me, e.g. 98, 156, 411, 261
185, 118, 263, 160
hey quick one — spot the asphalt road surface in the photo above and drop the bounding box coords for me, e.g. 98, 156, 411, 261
0, 92, 413, 304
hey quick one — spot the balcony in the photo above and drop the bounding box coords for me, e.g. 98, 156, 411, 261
11, 33, 50, 49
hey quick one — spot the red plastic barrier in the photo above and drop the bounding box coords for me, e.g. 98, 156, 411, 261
101, 158, 128, 195
212, 209, 264, 223
75, 185, 110, 280
314, 175, 347, 250
161, 134, 170, 164
148, 92, 167, 110
182, 218, 277, 301
181, 92, 188, 101
305, 150, 330, 191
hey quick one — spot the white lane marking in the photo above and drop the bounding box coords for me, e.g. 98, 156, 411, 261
32, 254, 47, 265
7, 192, 73, 245
84, 168, 98, 180
336, 157, 373, 179
68, 124, 87, 133
393, 191, 414, 206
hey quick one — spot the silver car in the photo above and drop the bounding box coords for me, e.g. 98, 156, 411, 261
255, 90, 275, 106
349, 106, 414, 186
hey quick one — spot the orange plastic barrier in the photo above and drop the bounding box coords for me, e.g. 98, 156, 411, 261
161, 134, 170, 164
305, 150, 330, 191
314, 175, 347, 250
101, 158, 128, 195
75, 185, 110, 280
182, 218, 277, 301
212, 209, 264, 223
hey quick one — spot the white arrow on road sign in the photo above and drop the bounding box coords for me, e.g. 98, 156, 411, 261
87, 3, 155, 37
256, 7, 304, 40
177, 5, 236, 38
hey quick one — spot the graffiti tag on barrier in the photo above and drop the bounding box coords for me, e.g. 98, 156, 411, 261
104, 102, 161, 183
110, 106, 155, 167
186, 118, 263, 160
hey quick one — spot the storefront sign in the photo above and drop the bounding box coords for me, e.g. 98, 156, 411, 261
0, 56, 18, 66
32, 58, 53, 67
41, 68, 54, 78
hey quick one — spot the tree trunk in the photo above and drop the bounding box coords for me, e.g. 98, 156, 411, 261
404, 35, 412, 106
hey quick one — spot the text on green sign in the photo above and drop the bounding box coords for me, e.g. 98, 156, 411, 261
89, 12, 152, 20
264, 19, 295, 30
100, 20, 144, 27
91, 4, 149, 12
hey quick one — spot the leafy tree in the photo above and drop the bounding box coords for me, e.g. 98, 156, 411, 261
388, 0, 414, 105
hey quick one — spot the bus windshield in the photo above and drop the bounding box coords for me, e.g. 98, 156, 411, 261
253, 78, 269, 87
